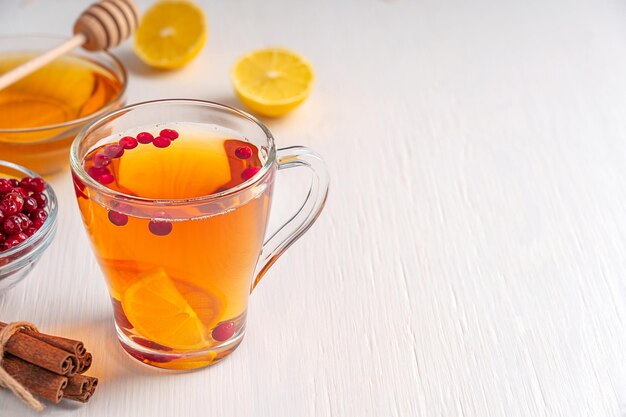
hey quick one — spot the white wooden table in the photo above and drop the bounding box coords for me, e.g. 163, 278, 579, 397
2, 0, 626, 416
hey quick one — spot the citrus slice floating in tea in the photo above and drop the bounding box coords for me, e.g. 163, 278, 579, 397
174, 279, 225, 330
232, 48, 314, 117
121, 268, 222, 350
133, 0, 207, 69
115, 133, 231, 198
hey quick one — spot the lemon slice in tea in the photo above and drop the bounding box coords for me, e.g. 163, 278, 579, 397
116, 134, 231, 199
121, 269, 220, 350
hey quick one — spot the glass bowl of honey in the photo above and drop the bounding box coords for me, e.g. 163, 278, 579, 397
0, 35, 127, 175
0, 160, 58, 291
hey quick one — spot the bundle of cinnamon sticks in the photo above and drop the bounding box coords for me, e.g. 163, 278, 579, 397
0, 322, 98, 405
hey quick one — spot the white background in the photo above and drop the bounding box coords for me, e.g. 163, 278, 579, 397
1, 0, 626, 416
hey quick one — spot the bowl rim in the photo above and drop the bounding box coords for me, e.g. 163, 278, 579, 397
0, 33, 128, 134
0, 160, 58, 261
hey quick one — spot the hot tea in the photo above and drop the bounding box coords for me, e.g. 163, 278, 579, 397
74, 123, 271, 368
71, 99, 328, 370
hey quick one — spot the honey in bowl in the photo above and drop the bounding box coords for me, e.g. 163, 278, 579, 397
0, 46, 125, 175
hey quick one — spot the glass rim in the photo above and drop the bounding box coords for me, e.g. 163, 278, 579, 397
69, 98, 277, 206
0, 33, 128, 134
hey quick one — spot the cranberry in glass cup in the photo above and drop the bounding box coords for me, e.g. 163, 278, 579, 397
70, 99, 329, 369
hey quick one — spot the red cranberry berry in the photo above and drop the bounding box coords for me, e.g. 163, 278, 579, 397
98, 174, 115, 185
0, 170, 51, 251
3, 192, 24, 213
12, 187, 29, 199
15, 232, 28, 243
88, 166, 110, 179
0, 179, 11, 193
148, 220, 172, 236
152, 136, 171, 148
122, 345, 181, 363
0, 200, 19, 216
32, 193, 47, 208
72, 172, 87, 199
24, 226, 38, 237
30, 209, 48, 225
74, 184, 87, 199
16, 213, 31, 228
212, 321, 236, 341
120, 136, 138, 150
235, 146, 252, 160
19, 177, 32, 189
111, 299, 134, 329
93, 153, 112, 168
27, 177, 45, 193
159, 129, 179, 140
104, 144, 124, 159
241, 166, 261, 181
22, 197, 37, 213
3, 236, 22, 250
108, 210, 129, 226
3, 215, 24, 235
133, 337, 173, 352
136, 132, 154, 144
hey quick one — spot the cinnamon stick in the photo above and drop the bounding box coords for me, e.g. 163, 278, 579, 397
28, 332, 85, 358
0, 326, 76, 376
2, 355, 68, 404
77, 352, 92, 374
64, 376, 87, 397
65, 374, 98, 396
64, 387, 95, 403
0, 322, 86, 357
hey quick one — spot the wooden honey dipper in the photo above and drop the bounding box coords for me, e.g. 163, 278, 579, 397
0, 0, 139, 91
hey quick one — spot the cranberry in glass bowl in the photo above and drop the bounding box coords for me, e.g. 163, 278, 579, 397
0, 161, 58, 291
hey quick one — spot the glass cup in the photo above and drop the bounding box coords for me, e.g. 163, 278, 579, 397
70, 99, 329, 369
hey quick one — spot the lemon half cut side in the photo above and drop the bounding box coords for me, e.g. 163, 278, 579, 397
231, 48, 314, 117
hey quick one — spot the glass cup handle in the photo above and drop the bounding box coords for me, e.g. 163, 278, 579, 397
251, 146, 330, 291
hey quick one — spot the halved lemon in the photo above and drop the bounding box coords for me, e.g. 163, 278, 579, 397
133, 0, 207, 69
121, 269, 221, 350
231, 48, 314, 117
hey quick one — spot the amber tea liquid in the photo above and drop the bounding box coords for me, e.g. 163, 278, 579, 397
74, 123, 271, 368
0, 53, 124, 173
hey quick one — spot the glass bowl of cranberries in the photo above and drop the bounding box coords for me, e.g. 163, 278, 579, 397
0, 160, 58, 291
